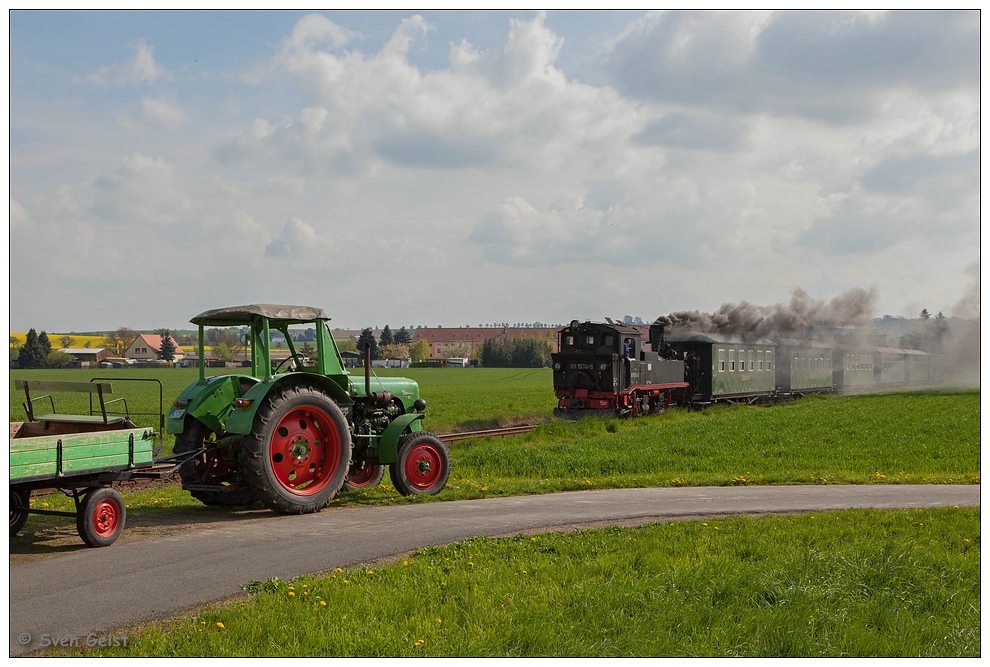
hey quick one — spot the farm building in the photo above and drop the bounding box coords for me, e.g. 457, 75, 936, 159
58, 348, 113, 368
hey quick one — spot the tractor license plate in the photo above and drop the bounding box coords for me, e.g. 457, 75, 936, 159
168, 407, 186, 420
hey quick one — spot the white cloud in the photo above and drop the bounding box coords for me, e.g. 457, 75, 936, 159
8, 11, 981, 331
84, 40, 168, 87
141, 97, 186, 130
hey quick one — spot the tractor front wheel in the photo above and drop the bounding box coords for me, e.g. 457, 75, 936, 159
174, 418, 255, 507
240, 385, 351, 514
390, 432, 450, 496
77, 487, 126, 547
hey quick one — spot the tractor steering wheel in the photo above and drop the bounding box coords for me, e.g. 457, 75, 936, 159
273, 354, 303, 374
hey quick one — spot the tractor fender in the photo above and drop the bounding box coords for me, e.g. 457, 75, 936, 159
223, 373, 352, 436
166, 375, 243, 435
377, 412, 426, 465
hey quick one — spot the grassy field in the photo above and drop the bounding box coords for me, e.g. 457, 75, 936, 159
67, 507, 980, 657
9, 368, 981, 656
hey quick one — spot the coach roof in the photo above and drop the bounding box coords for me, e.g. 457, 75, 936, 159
191, 304, 330, 326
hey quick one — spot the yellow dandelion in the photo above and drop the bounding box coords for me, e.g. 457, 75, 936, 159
403, 561, 409, 566
216, 622, 225, 629
320, 600, 327, 607
288, 591, 295, 597
367, 570, 374, 575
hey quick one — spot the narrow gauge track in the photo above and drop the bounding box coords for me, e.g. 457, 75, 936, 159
439, 424, 537, 444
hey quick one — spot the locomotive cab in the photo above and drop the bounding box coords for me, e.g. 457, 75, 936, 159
552, 320, 688, 418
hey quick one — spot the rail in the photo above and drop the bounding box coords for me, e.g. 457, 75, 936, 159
439, 424, 536, 444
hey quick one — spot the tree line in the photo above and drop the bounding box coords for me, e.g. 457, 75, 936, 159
12, 327, 179, 368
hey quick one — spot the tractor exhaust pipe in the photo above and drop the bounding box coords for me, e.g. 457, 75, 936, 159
364, 345, 393, 407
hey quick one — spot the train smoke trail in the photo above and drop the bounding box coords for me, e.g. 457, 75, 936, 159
655, 288, 878, 341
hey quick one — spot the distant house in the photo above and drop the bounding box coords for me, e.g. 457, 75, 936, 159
124, 334, 185, 363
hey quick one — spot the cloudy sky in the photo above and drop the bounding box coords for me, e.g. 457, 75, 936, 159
8, 9, 981, 333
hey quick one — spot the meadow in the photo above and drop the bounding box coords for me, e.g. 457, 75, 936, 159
8, 368, 981, 656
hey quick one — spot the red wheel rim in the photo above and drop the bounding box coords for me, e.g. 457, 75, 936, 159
403, 442, 445, 491
92, 499, 121, 538
269, 405, 341, 495
347, 464, 381, 488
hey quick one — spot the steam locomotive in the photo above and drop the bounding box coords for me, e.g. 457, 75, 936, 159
551, 319, 943, 418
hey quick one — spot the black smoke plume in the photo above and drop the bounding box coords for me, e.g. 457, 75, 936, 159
655, 288, 878, 341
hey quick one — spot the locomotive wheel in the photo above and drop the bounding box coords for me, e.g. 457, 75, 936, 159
174, 417, 256, 507
343, 462, 385, 491
10, 489, 29, 537
390, 432, 450, 496
240, 385, 351, 514
77, 487, 125, 548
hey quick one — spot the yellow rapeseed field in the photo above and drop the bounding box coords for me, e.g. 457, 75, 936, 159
10, 333, 107, 348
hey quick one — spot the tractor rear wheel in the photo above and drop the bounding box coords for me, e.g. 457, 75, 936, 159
343, 462, 385, 491
390, 432, 450, 496
240, 385, 351, 514
174, 417, 255, 507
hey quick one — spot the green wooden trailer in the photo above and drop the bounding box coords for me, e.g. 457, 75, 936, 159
9, 379, 191, 547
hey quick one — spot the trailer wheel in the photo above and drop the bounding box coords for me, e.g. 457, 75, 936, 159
10, 489, 29, 537
77, 487, 125, 548
174, 418, 255, 507
390, 432, 450, 496
240, 385, 351, 514
343, 462, 384, 491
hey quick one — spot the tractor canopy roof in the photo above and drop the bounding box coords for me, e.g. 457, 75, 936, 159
191, 304, 330, 326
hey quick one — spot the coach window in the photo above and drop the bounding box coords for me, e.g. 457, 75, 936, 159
718, 349, 725, 372
766, 351, 773, 371
729, 350, 736, 371
748, 350, 755, 372
758, 350, 764, 371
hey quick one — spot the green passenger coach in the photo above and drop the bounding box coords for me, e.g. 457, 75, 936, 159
665, 332, 777, 405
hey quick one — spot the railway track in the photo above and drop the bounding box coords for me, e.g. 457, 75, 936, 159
439, 424, 537, 444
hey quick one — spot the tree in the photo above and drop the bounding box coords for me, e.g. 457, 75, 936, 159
38, 331, 52, 356
18, 329, 47, 369
157, 329, 178, 362
46, 350, 73, 368
379, 343, 410, 360
410, 339, 431, 363
379, 325, 394, 347
212, 342, 236, 363
394, 327, 412, 345
59, 335, 76, 349
357, 328, 378, 359
101, 327, 138, 356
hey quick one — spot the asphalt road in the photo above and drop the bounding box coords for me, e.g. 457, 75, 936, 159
9, 484, 980, 656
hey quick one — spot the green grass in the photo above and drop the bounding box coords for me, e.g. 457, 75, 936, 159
8, 367, 555, 436
67, 507, 980, 657
11, 369, 980, 656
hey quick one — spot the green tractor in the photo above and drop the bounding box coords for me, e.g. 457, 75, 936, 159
167, 304, 450, 514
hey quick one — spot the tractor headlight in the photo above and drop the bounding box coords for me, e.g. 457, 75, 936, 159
414, 398, 427, 411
